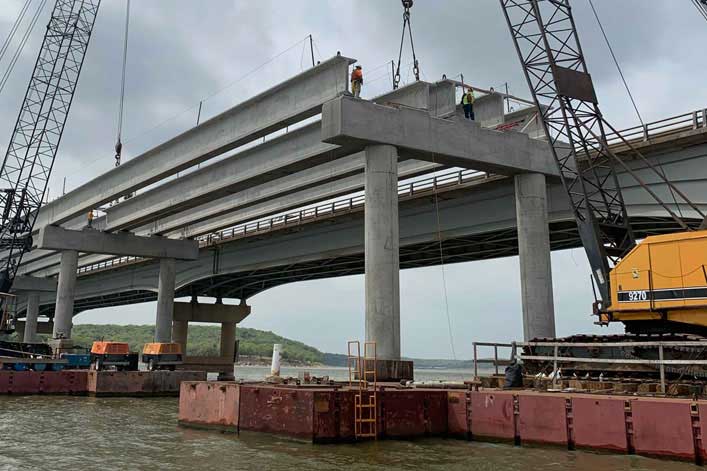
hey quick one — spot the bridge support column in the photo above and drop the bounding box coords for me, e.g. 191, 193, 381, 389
23, 292, 40, 343
515, 173, 556, 340
155, 258, 176, 343
52, 249, 78, 347
364, 144, 405, 369
172, 319, 188, 354
219, 322, 236, 380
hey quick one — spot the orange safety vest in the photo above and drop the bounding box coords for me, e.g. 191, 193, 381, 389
351, 69, 363, 83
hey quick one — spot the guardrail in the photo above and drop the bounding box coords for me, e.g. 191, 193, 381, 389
601, 108, 707, 148
519, 340, 707, 393
77, 168, 492, 275
472, 341, 515, 378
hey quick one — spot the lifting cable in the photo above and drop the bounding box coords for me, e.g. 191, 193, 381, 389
0, 0, 47, 97
114, 0, 130, 167
588, 0, 686, 219
692, 0, 707, 23
587, 0, 644, 127
0, 0, 32, 68
393, 0, 420, 89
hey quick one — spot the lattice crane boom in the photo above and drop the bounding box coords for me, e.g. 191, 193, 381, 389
0, 0, 101, 295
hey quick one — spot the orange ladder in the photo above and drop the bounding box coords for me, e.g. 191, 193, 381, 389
348, 340, 377, 439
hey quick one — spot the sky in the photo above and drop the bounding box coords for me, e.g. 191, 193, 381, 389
0, 0, 706, 359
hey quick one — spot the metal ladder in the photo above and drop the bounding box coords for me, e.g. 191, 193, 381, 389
348, 340, 377, 439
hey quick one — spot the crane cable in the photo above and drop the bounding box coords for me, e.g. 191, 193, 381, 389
588, 0, 684, 219
0, 0, 32, 68
692, 0, 707, 22
0, 0, 47, 97
393, 0, 420, 89
114, 0, 130, 167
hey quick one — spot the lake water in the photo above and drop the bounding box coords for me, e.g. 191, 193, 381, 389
0, 366, 700, 470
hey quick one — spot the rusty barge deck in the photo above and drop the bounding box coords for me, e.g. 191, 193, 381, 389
178, 380, 707, 464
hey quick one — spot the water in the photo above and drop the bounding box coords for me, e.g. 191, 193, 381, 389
0, 367, 700, 471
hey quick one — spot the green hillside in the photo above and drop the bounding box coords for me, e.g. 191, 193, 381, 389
3, 324, 473, 368
7, 324, 323, 364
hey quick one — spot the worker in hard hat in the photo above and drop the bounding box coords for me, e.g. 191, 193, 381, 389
461, 87, 475, 121
351, 65, 363, 98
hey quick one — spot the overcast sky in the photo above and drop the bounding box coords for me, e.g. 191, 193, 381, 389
0, 1, 705, 359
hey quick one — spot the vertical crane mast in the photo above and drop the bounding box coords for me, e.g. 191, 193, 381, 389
0, 0, 101, 293
499, 0, 635, 306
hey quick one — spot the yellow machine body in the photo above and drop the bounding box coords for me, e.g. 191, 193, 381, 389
607, 229, 707, 331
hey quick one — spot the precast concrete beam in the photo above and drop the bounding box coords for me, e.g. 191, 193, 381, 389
173, 302, 251, 324
19, 160, 441, 278
37, 225, 198, 260
374, 80, 456, 118
100, 122, 350, 231
32, 55, 355, 229
12, 275, 57, 292
322, 95, 558, 177
429, 80, 457, 118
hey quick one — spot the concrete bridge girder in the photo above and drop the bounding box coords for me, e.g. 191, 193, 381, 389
17, 79, 458, 279
16, 140, 707, 321
32, 55, 356, 230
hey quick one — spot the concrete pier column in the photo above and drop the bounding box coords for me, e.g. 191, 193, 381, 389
24, 292, 40, 343
515, 173, 556, 340
364, 144, 400, 361
155, 258, 176, 343
52, 249, 78, 341
172, 320, 188, 353
220, 323, 236, 360
219, 322, 237, 380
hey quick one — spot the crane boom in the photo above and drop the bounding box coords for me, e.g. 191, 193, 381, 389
499, 0, 636, 306
0, 0, 101, 296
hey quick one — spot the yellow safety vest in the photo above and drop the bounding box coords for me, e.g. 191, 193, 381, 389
462, 92, 474, 105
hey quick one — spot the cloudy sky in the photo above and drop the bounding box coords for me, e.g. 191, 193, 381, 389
0, 1, 705, 359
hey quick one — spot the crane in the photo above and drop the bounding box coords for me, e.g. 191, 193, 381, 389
0, 0, 101, 331
500, 0, 707, 375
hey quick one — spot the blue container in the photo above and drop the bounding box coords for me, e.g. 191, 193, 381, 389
32, 363, 47, 372
50, 363, 64, 372
12, 363, 28, 371
60, 353, 91, 368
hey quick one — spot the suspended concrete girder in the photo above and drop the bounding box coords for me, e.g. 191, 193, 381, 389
32, 55, 355, 229
321, 95, 558, 177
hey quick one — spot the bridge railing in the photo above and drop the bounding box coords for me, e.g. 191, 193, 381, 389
197, 168, 489, 245
76, 168, 492, 275
599, 108, 707, 148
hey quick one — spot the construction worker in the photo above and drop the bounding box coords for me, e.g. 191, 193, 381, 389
461, 87, 475, 121
351, 65, 363, 98
87, 209, 94, 228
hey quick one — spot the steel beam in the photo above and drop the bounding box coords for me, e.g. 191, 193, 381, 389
32, 55, 354, 228
37, 225, 199, 260
321, 95, 558, 176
